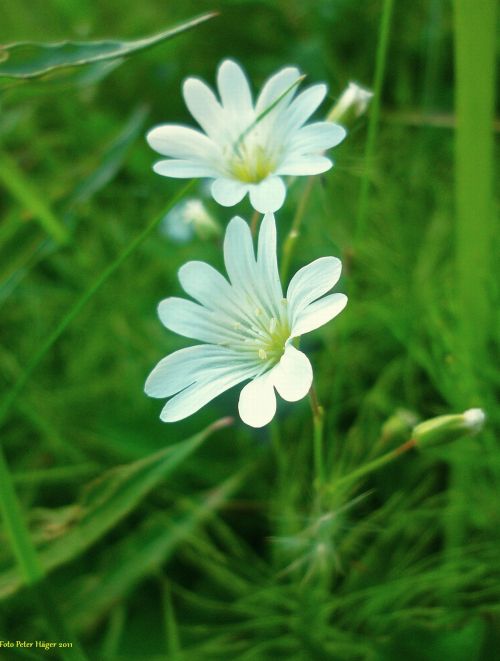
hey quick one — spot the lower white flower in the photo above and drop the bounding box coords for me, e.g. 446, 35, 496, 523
145, 213, 347, 428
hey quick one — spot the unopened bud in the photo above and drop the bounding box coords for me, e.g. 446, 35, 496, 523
380, 409, 419, 446
413, 408, 485, 449
327, 82, 374, 125
161, 198, 220, 243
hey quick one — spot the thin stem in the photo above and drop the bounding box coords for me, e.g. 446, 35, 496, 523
280, 176, 315, 282
309, 385, 325, 489
250, 209, 260, 236
355, 0, 394, 242
0, 445, 43, 584
0, 180, 195, 431
328, 437, 417, 493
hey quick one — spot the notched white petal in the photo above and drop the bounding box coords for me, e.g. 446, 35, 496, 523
287, 256, 342, 316
211, 178, 248, 207
271, 345, 313, 402
238, 375, 277, 428
249, 177, 286, 213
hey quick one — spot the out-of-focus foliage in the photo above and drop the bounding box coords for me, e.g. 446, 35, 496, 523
0, 1, 498, 659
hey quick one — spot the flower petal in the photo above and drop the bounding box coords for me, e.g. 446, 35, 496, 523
223, 216, 257, 294
147, 125, 216, 161
153, 159, 218, 178
145, 344, 239, 398
178, 260, 233, 310
257, 212, 283, 309
217, 59, 253, 124
211, 178, 248, 207
158, 297, 239, 345
287, 257, 342, 318
238, 374, 277, 428
291, 293, 348, 337
284, 84, 327, 132
277, 155, 332, 176
161, 369, 252, 423
271, 345, 313, 402
182, 77, 225, 141
249, 177, 286, 213
255, 66, 301, 118
290, 122, 346, 153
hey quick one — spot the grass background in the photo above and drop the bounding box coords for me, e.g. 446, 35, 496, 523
0, 0, 498, 659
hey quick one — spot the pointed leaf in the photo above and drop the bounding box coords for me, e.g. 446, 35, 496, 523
0, 13, 216, 81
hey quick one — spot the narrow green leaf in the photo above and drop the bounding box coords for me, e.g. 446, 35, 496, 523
0, 13, 216, 80
0, 151, 70, 245
0, 417, 232, 599
66, 105, 149, 209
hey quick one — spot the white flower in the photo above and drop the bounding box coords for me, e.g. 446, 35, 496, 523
145, 212, 347, 428
147, 59, 346, 214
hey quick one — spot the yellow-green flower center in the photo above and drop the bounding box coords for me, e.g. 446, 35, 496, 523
230, 142, 276, 183
229, 304, 290, 365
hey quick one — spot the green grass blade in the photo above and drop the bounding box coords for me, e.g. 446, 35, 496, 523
0, 417, 232, 600
454, 0, 497, 379
67, 471, 246, 631
355, 0, 394, 242
0, 179, 195, 431
0, 13, 217, 81
0, 150, 70, 244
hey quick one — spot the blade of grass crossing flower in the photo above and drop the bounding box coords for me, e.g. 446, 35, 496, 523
233, 74, 306, 153
355, 0, 394, 242
0, 179, 195, 431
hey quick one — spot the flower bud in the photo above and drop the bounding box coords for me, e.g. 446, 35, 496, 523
327, 82, 374, 125
161, 198, 221, 243
413, 408, 485, 449
380, 408, 419, 446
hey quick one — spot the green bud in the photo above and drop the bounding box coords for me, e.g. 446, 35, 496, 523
327, 82, 373, 126
413, 408, 485, 449
380, 408, 419, 446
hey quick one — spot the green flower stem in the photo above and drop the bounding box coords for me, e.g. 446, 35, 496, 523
355, 0, 394, 242
309, 385, 325, 489
280, 176, 315, 282
328, 437, 417, 493
0, 180, 195, 431
0, 447, 87, 660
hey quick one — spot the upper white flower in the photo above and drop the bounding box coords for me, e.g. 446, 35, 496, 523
147, 59, 346, 214
145, 212, 347, 428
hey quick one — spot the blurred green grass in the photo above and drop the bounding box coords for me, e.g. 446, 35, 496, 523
0, 1, 499, 659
